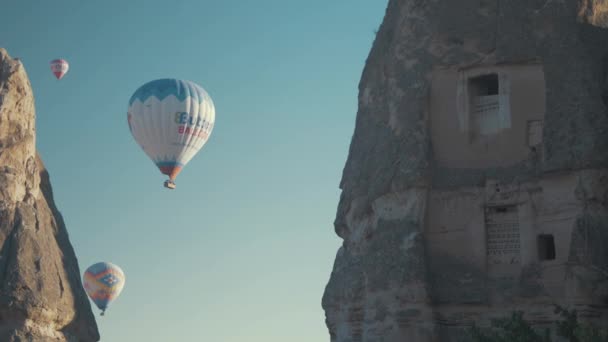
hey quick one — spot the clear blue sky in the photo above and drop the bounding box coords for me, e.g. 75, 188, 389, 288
0, 1, 386, 341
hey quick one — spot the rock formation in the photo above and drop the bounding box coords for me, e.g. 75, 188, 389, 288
322, 1, 608, 341
0, 49, 99, 341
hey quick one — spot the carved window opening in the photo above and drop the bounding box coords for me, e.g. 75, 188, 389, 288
469, 74, 499, 96
537, 234, 556, 261
485, 205, 521, 265
468, 73, 510, 138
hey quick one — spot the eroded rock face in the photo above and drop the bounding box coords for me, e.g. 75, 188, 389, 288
0, 48, 99, 341
323, 1, 608, 341
579, 0, 608, 27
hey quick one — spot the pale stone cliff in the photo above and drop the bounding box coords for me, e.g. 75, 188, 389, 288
322, 1, 608, 341
0, 49, 99, 341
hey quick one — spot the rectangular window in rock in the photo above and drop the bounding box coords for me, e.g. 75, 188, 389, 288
485, 205, 521, 265
468, 73, 510, 137
470, 74, 499, 96
537, 234, 556, 261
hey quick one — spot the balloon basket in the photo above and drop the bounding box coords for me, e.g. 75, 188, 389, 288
164, 180, 176, 190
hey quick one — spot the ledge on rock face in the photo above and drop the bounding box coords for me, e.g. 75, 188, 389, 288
0, 48, 100, 341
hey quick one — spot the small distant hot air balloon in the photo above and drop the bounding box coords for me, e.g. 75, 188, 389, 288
50, 59, 69, 79
127, 79, 216, 189
83, 262, 125, 316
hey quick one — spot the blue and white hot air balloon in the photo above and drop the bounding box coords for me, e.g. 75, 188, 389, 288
127, 79, 216, 189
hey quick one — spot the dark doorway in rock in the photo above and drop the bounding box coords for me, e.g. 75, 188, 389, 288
537, 234, 556, 261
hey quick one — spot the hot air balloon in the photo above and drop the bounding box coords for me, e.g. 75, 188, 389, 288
83, 262, 125, 316
127, 79, 215, 189
50, 59, 69, 79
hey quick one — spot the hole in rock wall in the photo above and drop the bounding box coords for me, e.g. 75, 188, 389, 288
537, 234, 556, 261
468, 73, 506, 138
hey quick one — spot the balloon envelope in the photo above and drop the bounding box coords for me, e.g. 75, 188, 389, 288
50, 59, 69, 79
83, 262, 125, 315
127, 79, 215, 184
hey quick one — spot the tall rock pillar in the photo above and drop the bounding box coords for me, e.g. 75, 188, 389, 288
0, 49, 99, 341
323, 1, 608, 341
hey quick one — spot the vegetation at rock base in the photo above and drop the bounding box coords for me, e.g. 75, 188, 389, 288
467, 306, 608, 342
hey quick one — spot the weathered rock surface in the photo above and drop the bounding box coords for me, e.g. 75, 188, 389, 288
323, 1, 608, 341
0, 48, 99, 341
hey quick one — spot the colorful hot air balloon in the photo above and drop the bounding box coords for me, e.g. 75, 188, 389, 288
83, 262, 125, 316
50, 59, 69, 79
127, 79, 215, 189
